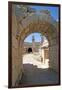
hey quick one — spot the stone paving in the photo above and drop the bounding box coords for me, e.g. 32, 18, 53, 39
19, 53, 59, 86
23, 53, 49, 68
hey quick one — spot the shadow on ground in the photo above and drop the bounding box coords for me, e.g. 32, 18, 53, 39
19, 64, 59, 86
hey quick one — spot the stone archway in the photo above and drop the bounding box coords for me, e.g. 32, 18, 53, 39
17, 21, 59, 86
12, 5, 59, 86
18, 14, 58, 80
18, 21, 58, 69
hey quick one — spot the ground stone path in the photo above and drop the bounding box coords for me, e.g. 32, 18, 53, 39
19, 53, 59, 86
23, 53, 49, 68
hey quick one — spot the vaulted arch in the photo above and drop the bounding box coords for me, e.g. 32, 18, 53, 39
17, 13, 58, 74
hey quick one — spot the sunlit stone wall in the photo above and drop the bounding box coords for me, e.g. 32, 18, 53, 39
12, 6, 23, 86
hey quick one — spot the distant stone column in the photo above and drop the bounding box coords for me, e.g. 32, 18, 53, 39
32, 35, 35, 52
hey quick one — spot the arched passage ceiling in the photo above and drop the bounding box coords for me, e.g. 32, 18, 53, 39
16, 12, 57, 45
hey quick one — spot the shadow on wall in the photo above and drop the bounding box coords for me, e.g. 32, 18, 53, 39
19, 64, 59, 86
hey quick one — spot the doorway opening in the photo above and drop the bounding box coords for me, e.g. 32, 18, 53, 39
22, 32, 49, 69
28, 48, 32, 53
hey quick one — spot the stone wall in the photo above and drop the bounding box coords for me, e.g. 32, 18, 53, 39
12, 11, 23, 86
49, 37, 59, 72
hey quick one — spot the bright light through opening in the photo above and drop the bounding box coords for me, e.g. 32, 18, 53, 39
23, 33, 49, 69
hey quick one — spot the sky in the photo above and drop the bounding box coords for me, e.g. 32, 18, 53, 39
30, 5, 59, 21
24, 33, 42, 43
24, 5, 59, 43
